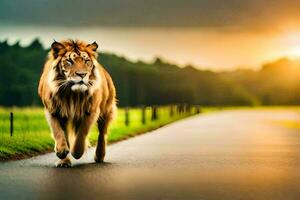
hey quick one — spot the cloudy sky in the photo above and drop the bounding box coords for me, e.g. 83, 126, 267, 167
1, 0, 300, 30
1, 0, 300, 70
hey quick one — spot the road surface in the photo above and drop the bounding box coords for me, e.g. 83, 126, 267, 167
1, 109, 300, 200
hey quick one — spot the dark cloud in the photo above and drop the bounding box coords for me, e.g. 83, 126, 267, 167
0, 0, 300, 30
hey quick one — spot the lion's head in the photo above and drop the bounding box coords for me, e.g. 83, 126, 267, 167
49, 40, 100, 94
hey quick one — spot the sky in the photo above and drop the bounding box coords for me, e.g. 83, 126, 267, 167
1, 0, 300, 70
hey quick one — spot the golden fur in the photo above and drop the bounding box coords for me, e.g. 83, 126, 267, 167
38, 40, 116, 167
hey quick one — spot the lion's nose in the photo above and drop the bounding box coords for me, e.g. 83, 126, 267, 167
75, 72, 87, 78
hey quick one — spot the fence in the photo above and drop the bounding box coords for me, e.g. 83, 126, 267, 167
0, 104, 201, 137
123, 104, 201, 127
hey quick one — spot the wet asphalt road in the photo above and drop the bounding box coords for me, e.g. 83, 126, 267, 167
1, 109, 300, 200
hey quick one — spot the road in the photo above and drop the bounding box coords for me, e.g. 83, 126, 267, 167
1, 109, 300, 200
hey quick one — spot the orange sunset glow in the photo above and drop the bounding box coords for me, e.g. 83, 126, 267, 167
0, 25, 299, 71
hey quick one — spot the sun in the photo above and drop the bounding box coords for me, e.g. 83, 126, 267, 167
281, 31, 300, 58
287, 47, 300, 57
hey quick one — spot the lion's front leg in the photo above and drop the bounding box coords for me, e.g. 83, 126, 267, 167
46, 112, 70, 160
94, 116, 111, 163
71, 114, 97, 159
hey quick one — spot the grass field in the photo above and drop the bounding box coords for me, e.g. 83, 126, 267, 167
0, 106, 211, 161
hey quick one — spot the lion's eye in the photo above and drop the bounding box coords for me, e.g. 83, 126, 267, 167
86, 60, 93, 67
65, 60, 72, 67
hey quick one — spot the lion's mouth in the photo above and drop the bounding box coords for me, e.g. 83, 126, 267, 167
69, 80, 86, 86
69, 80, 89, 92
78, 80, 85, 85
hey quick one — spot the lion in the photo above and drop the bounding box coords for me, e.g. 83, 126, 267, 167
38, 39, 116, 167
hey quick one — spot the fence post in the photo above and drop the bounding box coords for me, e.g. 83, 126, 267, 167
141, 106, 146, 124
151, 106, 158, 121
179, 104, 183, 114
196, 106, 201, 114
177, 104, 181, 114
183, 104, 187, 113
125, 107, 130, 126
186, 104, 191, 114
10, 112, 13, 137
170, 105, 174, 117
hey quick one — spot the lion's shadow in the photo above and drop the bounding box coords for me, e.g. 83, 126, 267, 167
71, 161, 113, 169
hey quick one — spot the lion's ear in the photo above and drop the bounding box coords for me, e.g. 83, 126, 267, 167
51, 41, 65, 58
87, 41, 98, 52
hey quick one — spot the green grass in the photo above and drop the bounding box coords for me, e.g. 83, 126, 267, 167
0, 106, 209, 160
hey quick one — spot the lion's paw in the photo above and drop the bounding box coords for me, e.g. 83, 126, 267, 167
56, 158, 72, 168
94, 154, 104, 163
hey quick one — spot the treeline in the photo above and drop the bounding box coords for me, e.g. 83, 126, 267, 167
0, 39, 299, 107
222, 58, 300, 105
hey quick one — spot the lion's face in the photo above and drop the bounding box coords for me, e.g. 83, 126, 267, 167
50, 40, 100, 93
60, 51, 94, 92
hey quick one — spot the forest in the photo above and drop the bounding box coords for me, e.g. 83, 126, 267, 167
0, 39, 300, 107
